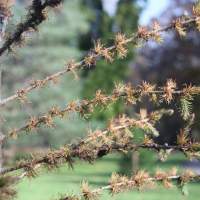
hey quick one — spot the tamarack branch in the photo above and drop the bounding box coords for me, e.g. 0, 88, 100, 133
59, 169, 200, 200
0, 14, 199, 107
4, 80, 200, 141
1, 109, 200, 177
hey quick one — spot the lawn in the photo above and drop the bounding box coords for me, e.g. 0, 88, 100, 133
15, 152, 199, 200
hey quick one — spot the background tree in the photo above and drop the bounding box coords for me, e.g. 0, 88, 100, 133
131, 0, 200, 144
79, 0, 140, 121
1, 0, 90, 152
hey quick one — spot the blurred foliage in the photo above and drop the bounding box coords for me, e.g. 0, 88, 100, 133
1, 0, 91, 148
132, 0, 200, 144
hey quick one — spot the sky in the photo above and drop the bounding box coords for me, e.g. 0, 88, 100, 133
140, 0, 169, 24
102, 0, 170, 25
102, 0, 119, 16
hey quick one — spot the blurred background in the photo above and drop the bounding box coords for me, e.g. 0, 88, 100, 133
0, 0, 200, 199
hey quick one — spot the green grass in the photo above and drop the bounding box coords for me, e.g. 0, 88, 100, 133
15, 152, 200, 200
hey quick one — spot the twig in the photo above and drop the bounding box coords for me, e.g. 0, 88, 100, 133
5, 81, 199, 141
59, 169, 200, 200
0, 15, 199, 107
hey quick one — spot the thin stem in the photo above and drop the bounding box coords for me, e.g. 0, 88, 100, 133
0, 117, 152, 175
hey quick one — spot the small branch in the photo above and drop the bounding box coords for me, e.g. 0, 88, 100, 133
0, 0, 64, 57
59, 169, 200, 200
0, 114, 160, 175
1, 113, 199, 176
0, 15, 199, 107
5, 80, 199, 141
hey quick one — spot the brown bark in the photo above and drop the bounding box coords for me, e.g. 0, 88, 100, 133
131, 151, 139, 173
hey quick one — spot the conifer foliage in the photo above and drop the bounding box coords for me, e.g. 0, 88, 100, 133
0, 1, 200, 200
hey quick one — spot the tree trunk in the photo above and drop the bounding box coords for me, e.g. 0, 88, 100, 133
131, 151, 139, 173
0, 69, 3, 170
0, 142, 2, 169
